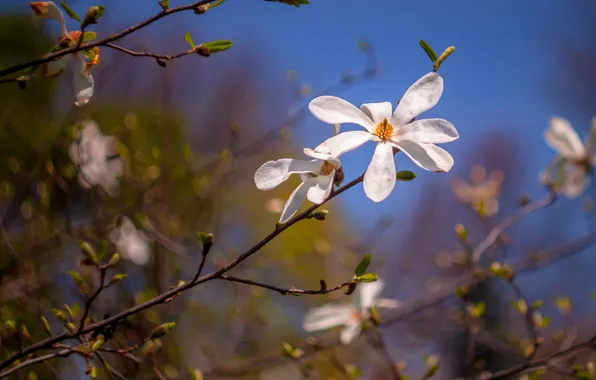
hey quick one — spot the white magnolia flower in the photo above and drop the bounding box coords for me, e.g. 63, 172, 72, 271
254, 148, 342, 223
309, 72, 459, 202
543, 117, 596, 198
69, 120, 123, 196
109, 217, 151, 266
303, 279, 400, 345
30, 1, 98, 106
452, 166, 504, 216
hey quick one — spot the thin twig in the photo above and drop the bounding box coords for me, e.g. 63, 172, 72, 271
0, 349, 72, 378
105, 43, 193, 61
219, 275, 356, 296
77, 268, 108, 334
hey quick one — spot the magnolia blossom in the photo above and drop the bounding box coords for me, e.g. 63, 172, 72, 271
309, 72, 459, 202
69, 120, 123, 196
303, 279, 400, 345
543, 117, 596, 198
254, 148, 342, 223
30, 1, 98, 106
452, 166, 504, 216
109, 217, 151, 266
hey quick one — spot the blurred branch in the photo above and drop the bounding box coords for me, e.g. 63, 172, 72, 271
218, 275, 357, 296
0, 0, 219, 78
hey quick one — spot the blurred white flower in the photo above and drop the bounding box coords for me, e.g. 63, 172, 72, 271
30, 1, 98, 106
543, 117, 596, 198
264, 198, 285, 214
309, 72, 458, 202
254, 148, 342, 223
452, 165, 504, 216
302, 278, 400, 345
69, 120, 123, 196
109, 217, 151, 266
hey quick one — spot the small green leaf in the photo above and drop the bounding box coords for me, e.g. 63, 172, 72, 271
200, 40, 232, 54
60, 1, 81, 23
210, 0, 226, 8
67, 270, 85, 285
345, 364, 362, 380
158, 0, 169, 10
354, 253, 371, 277
82, 31, 97, 42
355, 273, 378, 283
111, 274, 128, 283
396, 170, 416, 181
433, 46, 456, 72
82, 6, 105, 28
419, 40, 438, 63
184, 32, 196, 49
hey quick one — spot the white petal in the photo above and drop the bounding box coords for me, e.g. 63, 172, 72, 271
392, 72, 443, 126
376, 298, 402, 309
363, 143, 396, 202
306, 173, 335, 204
73, 56, 94, 107
394, 118, 459, 144
544, 117, 584, 159
309, 96, 375, 133
30, 1, 68, 37
279, 180, 310, 223
321, 131, 373, 158
394, 140, 454, 172
303, 303, 354, 332
304, 147, 331, 161
357, 279, 385, 311
42, 56, 69, 77
360, 102, 393, 124
563, 167, 589, 198
340, 321, 362, 345
254, 159, 320, 190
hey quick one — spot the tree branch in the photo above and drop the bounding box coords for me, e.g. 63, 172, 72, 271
218, 275, 356, 296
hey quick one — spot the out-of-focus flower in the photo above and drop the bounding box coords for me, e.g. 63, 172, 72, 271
69, 120, 123, 196
302, 279, 400, 345
30, 1, 98, 106
264, 198, 285, 214
452, 165, 504, 216
309, 72, 458, 202
254, 148, 342, 223
542, 117, 596, 198
109, 217, 151, 266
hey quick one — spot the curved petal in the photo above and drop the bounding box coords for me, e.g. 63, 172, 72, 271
363, 143, 396, 202
360, 102, 393, 124
43, 55, 70, 77
30, 1, 68, 37
394, 140, 454, 172
392, 72, 443, 126
304, 147, 331, 161
306, 172, 335, 204
279, 180, 311, 223
563, 167, 589, 199
357, 279, 385, 311
340, 321, 362, 345
394, 118, 459, 144
545, 117, 584, 159
376, 298, 402, 309
254, 159, 320, 190
303, 303, 354, 332
321, 131, 373, 158
309, 96, 375, 133
73, 56, 94, 107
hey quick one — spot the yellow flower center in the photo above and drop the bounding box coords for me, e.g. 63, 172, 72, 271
373, 118, 394, 141
320, 160, 337, 176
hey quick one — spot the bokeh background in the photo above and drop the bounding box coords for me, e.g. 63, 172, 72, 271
1, 0, 596, 379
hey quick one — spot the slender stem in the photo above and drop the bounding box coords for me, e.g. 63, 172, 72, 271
219, 275, 355, 296
77, 268, 107, 334
105, 43, 193, 61
372, 327, 402, 380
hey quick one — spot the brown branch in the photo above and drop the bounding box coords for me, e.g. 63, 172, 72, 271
218, 275, 356, 296
0, 0, 218, 78
0, 173, 365, 373
472, 192, 557, 264
105, 43, 194, 61
77, 268, 108, 334
0, 349, 72, 378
